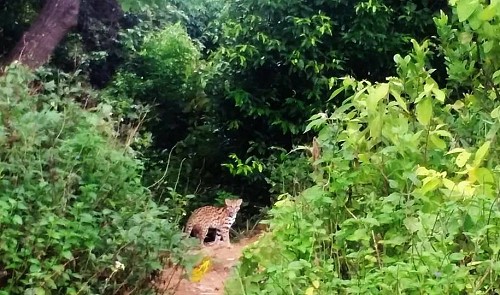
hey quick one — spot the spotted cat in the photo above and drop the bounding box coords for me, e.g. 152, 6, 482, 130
185, 198, 243, 247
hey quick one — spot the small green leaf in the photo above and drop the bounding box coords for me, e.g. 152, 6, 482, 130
13, 215, 22, 225
328, 86, 345, 101
346, 228, 369, 241
62, 250, 73, 260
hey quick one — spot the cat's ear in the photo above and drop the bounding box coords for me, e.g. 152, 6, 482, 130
236, 199, 243, 206
225, 199, 231, 206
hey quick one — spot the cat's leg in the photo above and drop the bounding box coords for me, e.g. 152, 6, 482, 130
197, 225, 209, 246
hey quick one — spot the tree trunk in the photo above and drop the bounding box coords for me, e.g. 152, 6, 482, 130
6, 0, 81, 69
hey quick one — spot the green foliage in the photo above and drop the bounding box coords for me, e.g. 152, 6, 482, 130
263, 149, 314, 197
139, 23, 202, 96
103, 22, 206, 149
103, 21, 217, 218
168, 0, 227, 53
222, 154, 264, 177
226, 0, 500, 293
209, 0, 447, 144
0, 64, 192, 294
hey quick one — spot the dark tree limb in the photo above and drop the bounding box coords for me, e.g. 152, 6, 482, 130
6, 0, 81, 69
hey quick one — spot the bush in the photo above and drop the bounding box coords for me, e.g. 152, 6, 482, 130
102, 23, 213, 215
0, 64, 191, 294
226, 1, 500, 294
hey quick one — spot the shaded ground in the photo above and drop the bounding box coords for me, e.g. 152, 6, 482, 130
156, 234, 261, 295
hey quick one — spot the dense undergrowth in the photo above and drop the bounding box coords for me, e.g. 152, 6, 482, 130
0, 65, 194, 294
226, 1, 500, 294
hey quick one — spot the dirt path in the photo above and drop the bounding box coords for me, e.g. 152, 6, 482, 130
156, 234, 260, 295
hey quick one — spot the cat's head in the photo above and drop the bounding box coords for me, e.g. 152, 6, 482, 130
224, 198, 243, 213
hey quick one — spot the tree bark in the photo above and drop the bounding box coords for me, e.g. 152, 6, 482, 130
6, 0, 81, 69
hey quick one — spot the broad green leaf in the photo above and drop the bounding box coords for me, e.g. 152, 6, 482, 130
455, 151, 471, 168
479, 4, 497, 20
442, 178, 456, 190
62, 250, 74, 260
429, 134, 446, 150
491, 106, 500, 118
421, 177, 441, 194
449, 252, 465, 261
390, 88, 409, 112
346, 228, 369, 241
452, 100, 465, 110
416, 166, 431, 176
25, 288, 46, 295
469, 167, 495, 184
328, 86, 345, 101
380, 236, 407, 246
447, 147, 466, 154
304, 115, 327, 133
416, 98, 432, 126
456, 0, 479, 22
404, 217, 422, 234
455, 180, 476, 198
367, 83, 389, 113
493, 70, 500, 86
469, 13, 483, 29
483, 40, 494, 53
368, 115, 382, 139
432, 88, 446, 102
473, 141, 491, 166
312, 280, 320, 289
433, 129, 452, 138
13, 215, 22, 225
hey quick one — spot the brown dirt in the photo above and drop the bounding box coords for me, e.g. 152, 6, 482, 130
156, 234, 261, 295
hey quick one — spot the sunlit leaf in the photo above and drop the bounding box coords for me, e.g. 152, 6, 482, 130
432, 88, 446, 102
479, 4, 497, 20
473, 141, 491, 167
416, 98, 432, 126
421, 177, 441, 194
455, 151, 471, 168
456, 0, 479, 22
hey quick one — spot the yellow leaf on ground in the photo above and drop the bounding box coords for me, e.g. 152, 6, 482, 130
191, 256, 212, 283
